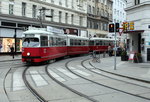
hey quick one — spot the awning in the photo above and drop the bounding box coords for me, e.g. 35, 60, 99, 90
124, 30, 144, 34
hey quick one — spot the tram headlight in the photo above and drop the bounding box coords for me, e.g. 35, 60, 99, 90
27, 52, 30, 56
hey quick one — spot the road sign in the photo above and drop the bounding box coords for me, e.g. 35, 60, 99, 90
118, 28, 124, 36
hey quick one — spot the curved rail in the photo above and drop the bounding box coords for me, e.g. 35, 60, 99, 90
22, 66, 48, 102
66, 58, 150, 101
45, 64, 98, 102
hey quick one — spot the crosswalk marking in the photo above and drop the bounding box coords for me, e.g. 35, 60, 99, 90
48, 69, 66, 82
13, 71, 26, 91
30, 71, 48, 87
69, 66, 76, 70
74, 70, 90, 76
91, 69, 102, 74
57, 68, 79, 79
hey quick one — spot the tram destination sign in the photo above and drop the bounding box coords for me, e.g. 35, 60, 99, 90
47, 26, 64, 34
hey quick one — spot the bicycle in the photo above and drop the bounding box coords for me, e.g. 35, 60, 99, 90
90, 51, 101, 63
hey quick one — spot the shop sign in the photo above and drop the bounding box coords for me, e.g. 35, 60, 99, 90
63, 28, 78, 35
122, 22, 134, 31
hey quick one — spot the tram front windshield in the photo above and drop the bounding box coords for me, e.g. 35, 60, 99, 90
23, 38, 39, 47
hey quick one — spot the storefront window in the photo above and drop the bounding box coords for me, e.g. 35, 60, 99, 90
0, 38, 22, 53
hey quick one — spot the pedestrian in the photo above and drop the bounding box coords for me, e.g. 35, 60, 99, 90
10, 45, 15, 59
108, 44, 112, 57
0, 43, 2, 52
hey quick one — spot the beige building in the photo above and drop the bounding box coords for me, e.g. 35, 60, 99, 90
125, 0, 150, 62
87, 0, 113, 38
0, 0, 87, 53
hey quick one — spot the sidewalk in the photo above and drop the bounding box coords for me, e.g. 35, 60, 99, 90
90, 56, 150, 82
0, 55, 22, 102
0, 54, 21, 62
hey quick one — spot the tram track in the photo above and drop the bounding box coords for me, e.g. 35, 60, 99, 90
22, 58, 93, 102
3, 56, 150, 102
82, 59, 150, 89
4, 60, 40, 102
65, 58, 150, 101
45, 64, 97, 102
3, 60, 36, 102
89, 60, 150, 84
22, 65, 48, 102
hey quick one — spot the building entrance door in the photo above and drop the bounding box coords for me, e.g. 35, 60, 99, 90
138, 33, 141, 53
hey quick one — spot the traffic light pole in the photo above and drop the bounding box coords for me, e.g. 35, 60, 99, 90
114, 23, 117, 70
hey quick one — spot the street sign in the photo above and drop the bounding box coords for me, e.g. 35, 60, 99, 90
118, 28, 124, 36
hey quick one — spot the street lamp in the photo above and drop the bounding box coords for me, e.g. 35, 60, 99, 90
38, 8, 52, 28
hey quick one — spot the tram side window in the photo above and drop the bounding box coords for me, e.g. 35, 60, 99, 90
52, 37, 57, 46
89, 41, 94, 46
81, 40, 84, 46
63, 38, 66, 46
103, 41, 105, 46
70, 39, 73, 46
105, 41, 108, 46
96, 40, 100, 45
57, 38, 61, 46
78, 40, 81, 46
49, 37, 53, 46
100, 41, 102, 45
85, 40, 88, 46
74, 40, 77, 46
59, 38, 66, 46
40, 36, 48, 47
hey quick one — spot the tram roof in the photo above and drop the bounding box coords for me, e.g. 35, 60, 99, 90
90, 37, 115, 41
67, 35, 89, 40
23, 29, 50, 35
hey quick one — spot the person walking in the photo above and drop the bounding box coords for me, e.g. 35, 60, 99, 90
10, 45, 15, 59
108, 44, 112, 57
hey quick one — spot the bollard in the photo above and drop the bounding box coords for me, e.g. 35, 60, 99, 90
103, 51, 106, 58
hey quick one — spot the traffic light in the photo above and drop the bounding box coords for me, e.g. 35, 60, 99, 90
123, 22, 129, 31
109, 24, 114, 32
115, 23, 119, 32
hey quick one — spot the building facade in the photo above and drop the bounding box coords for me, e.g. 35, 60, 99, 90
108, 0, 127, 40
0, 0, 87, 53
87, 0, 113, 38
125, 0, 150, 62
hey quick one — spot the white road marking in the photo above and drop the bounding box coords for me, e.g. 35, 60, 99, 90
48, 69, 66, 82
13, 71, 25, 91
30, 71, 48, 87
91, 69, 102, 74
57, 68, 79, 79
69, 66, 76, 70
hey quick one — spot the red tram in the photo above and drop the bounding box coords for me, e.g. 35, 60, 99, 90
22, 27, 115, 63
89, 38, 115, 52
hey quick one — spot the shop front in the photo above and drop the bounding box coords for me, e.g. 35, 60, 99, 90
0, 27, 23, 54
124, 30, 150, 62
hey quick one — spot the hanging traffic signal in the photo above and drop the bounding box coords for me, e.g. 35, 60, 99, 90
109, 24, 114, 32
115, 23, 119, 32
123, 22, 129, 31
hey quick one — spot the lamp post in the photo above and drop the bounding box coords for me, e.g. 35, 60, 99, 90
14, 28, 17, 54
114, 22, 117, 70
38, 8, 52, 28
